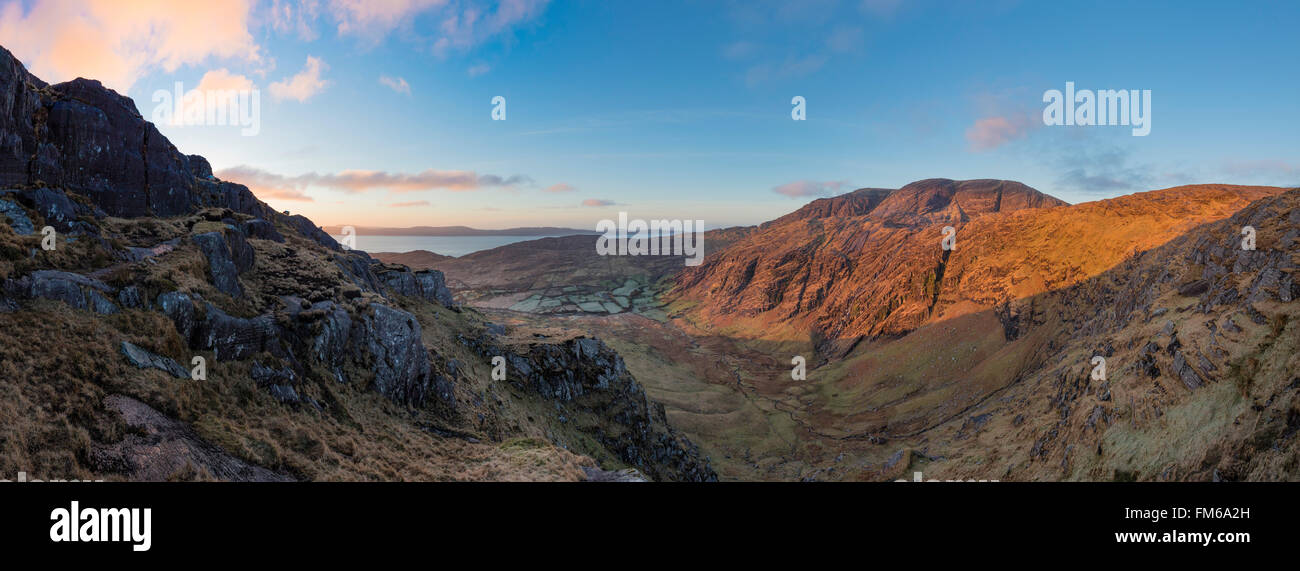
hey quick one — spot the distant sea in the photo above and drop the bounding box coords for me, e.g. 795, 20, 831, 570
336, 234, 574, 257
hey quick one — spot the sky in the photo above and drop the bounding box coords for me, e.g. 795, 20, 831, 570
1, 0, 1297, 230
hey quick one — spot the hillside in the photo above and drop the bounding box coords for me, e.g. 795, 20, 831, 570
0, 45, 715, 482
432, 179, 1297, 480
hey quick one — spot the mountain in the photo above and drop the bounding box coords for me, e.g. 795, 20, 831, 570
0, 45, 714, 482
320, 225, 600, 236
433, 178, 1298, 481
668, 180, 1274, 354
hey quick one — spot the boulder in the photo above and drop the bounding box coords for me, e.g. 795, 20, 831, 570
120, 341, 189, 379
25, 270, 117, 314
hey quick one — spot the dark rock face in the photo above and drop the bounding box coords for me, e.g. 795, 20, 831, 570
198, 303, 281, 361
0, 195, 33, 234
466, 333, 717, 482
414, 269, 456, 307
19, 270, 118, 314
285, 214, 340, 250
187, 154, 213, 179
377, 265, 420, 297
0, 47, 271, 221
155, 291, 282, 361
376, 264, 456, 308
120, 341, 189, 379
0, 46, 45, 187
192, 228, 254, 297
336, 252, 384, 293
242, 218, 283, 242
353, 303, 433, 406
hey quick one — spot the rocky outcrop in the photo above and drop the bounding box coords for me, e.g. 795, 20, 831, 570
0, 45, 271, 222
6, 270, 118, 314
375, 263, 457, 308
120, 341, 189, 379
414, 269, 456, 307
465, 333, 716, 482
193, 231, 245, 297
353, 303, 436, 407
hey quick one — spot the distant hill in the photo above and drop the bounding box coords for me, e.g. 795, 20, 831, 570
320, 225, 600, 236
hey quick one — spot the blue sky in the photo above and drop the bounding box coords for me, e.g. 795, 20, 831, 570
3, 0, 1297, 229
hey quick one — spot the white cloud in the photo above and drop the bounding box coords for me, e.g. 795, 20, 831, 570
379, 74, 411, 94
270, 56, 329, 102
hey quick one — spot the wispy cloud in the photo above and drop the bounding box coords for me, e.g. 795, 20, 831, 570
772, 179, 850, 198
389, 200, 430, 208
581, 198, 615, 207
1222, 159, 1300, 181
322, 0, 551, 55
467, 63, 491, 77
379, 74, 411, 94
1051, 142, 1151, 193
270, 55, 329, 102
545, 183, 576, 193
965, 114, 1035, 151
215, 165, 535, 199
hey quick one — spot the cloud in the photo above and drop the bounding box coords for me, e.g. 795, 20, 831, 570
327, 0, 446, 39
966, 115, 1035, 151
467, 63, 491, 77
323, 0, 550, 54
270, 55, 329, 102
745, 54, 827, 86
0, 0, 263, 92
772, 180, 850, 198
164, 69, 257, 125
269, 0, 321, 41
216, 165, 535, 197
216, 165, 316, 202
1051, 143, 1151, 193
1222, 159, 1300, 182
545, 183, 576, 193
379, 74, 411, 94
432, 0, 551, 56
388, 200, 430, 208
581, 199, 615, 207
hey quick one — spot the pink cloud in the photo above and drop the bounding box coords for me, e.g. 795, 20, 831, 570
0, 0, 263, 92
270, 56, 329, 102
965, 115, 1034, 151
545, 183, 576, 193
216, 165, 534, 197
581, 199, 615, 207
